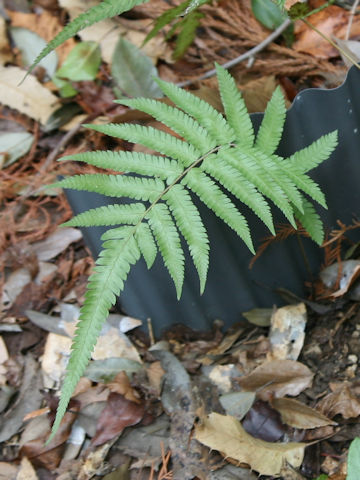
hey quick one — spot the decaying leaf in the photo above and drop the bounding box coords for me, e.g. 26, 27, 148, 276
91, 393, 145, 446
219, 391, 256, 420
238, 360, 314, 400
271, 397, 337, 429
195, 412, 306, 476
317, 383, 360, 419
0, 66, 60, 124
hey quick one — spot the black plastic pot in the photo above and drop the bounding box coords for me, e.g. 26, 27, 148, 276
65, 65, 360, 335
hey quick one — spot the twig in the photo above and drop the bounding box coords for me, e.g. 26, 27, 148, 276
176, 18, 292, 87
345, 0, 360, 40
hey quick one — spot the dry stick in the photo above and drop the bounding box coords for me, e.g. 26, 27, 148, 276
176, 18, 292, 88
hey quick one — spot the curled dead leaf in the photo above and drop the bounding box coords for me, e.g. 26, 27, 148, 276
195, 412, 306, 476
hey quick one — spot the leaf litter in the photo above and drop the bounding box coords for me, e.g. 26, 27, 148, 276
1, 0, 360, 478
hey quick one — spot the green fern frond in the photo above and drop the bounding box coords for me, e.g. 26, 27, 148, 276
164, 185, 209, 293
147, 203, 185, 298
255, 86, 286, 155
87, 123, 199, 167
289, 131, 338, 173
184, 169, 254, 253
63, 203, 145, 227
155, 78, 235, 144
118, 98, 215, 154
47, 232, 140, 443
60, 151, 183, 182
294, 198, 324, 245
49, 67, 338, 443
55, 174, 164, 202
202, 154, 275, 234
28, 0, 147, 77
215, 64, 254, 148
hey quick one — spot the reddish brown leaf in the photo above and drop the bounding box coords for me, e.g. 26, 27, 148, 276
91, 393, 145, 447
242, 400, 287, 442
106, 371, 141, 404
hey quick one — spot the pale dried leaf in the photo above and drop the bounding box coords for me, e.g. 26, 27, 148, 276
41, 333, 72, 387
238, 360, 313, 400
271, 397, 336, 429
31, 227, 82, 261
317, 383, 360, 419
195, 413, 305, 476
16, 457, 38, 480
0, 66, 59, 124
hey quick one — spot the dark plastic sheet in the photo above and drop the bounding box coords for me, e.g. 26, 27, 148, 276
65, 65, 360, 335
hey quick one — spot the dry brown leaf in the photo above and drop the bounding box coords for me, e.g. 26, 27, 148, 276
271, 397, 336, 429
0, 66, 60, 124
195, 412, 306, 476
293, 3, 360, 58
146, 360, 165, 396
106, 371, 140, 404
238, 360, 313, 400
317, 383, 360, 419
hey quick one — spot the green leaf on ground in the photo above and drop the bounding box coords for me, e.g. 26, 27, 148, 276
111, 36, 163, 99
10, 27, 57, 78
56, 41, 101, 81
347, 437, 360, 480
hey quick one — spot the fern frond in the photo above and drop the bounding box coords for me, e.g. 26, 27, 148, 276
147, 203, 185, 298
55, 174, 164, 202
184, 169, 254, 253
155, 78, 235, 144
62, 203, 145, 227
118, 98, 216, 154
202, 153, 275, 234
294, 198, 324, 245
29, 0, 147, 76
48, 232, 140, 442
87, 123, 199, 167
224, 147, 296, 227
60, 151, 183, 182
255, 87, 286, 155
164, 185, 209, 293
215, 64, 254, 148
272, 156, 327, 208
289, 131, 338, 173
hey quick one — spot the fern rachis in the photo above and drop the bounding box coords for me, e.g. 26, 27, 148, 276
49, 64, 338, 441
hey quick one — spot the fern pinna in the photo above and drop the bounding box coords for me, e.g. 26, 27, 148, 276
50, 64, 337, 440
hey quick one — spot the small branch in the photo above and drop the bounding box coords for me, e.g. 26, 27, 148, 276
176, 18, 292, 87
345, 0, 360, 40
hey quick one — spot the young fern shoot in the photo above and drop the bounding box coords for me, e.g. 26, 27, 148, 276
49, 64, 338, 441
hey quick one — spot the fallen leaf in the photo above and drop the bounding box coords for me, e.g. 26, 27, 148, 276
111, 36, 163, 99
0, 66, 60, 124
91, 393, 145, 446
219, 391, 256, 421
85, 357, 142, 382
195, 412, 306, 476
317, 383, 360, 419
106, 371, 141, 403
203, 364, 242, 393
238, 360, 314, 400
242, 400, 287, 442
0, 17, 13, 65
31, 227, 82, 261
41, 332, 72, 387
16, 457, 38, 480
146, 360, 165, 396
293, 3, 360, 58
56, 41, 101, 81
0, 462, 17, 480
267, 303, 307, 361
242, 308, 273, 326
271, 397, 336, 429
0, 354, 43, 442
10, 26, 57, 78
320, 260, 360, 297
92, 327, 142, 363
0, 131, 34, 168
